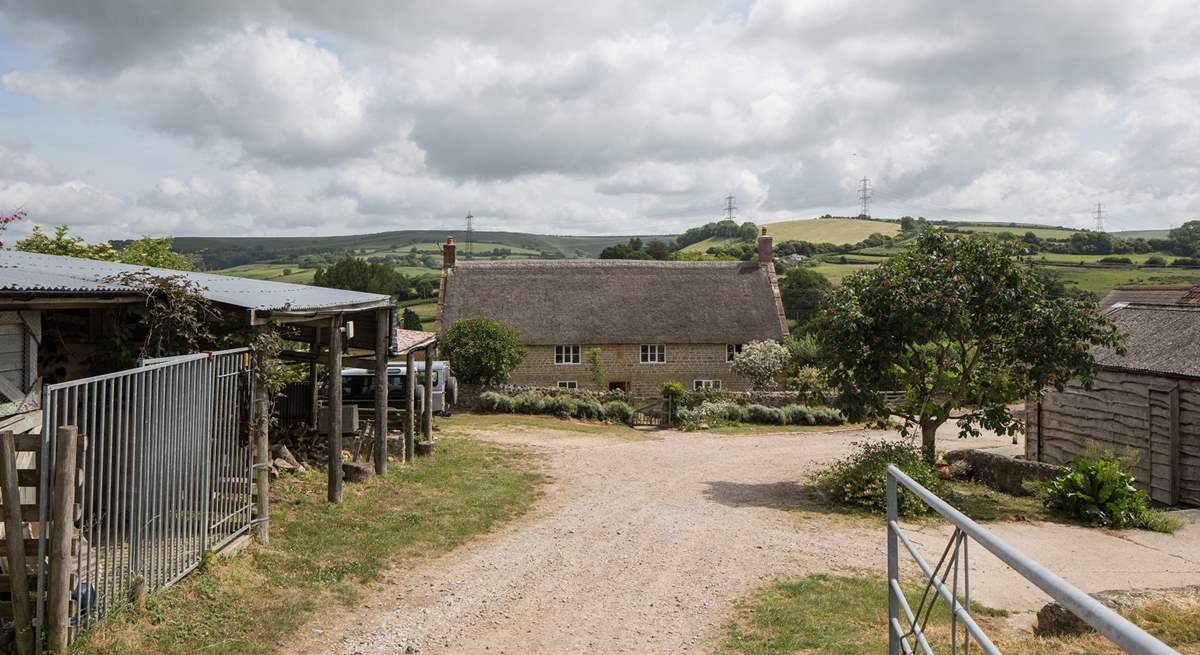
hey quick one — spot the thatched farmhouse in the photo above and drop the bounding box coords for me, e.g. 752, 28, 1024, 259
437, 231, 788, 399
1026, 298, 1200, 506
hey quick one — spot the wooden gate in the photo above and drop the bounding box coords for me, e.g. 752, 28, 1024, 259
1148, 383, 1181, 504
632, 401, 664, 427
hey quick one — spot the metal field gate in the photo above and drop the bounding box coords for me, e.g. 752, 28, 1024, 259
36, 348, 256, 641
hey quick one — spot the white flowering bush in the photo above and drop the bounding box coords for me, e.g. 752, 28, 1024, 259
731, 340, 790, 390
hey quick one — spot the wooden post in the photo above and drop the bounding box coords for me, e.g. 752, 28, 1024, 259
423, 344, 434, 443
47, 425, 78, 654
0, 431, 33, 655
404, 348, 415, 462
328, 317, 343, 503
374, 309, 389, 475
307, 359, 319, 429
254, 379, 270, 544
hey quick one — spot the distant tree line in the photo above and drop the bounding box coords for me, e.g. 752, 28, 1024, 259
672, 219, 759, 250
312, 257, 439, 300
598, 238, 672, 260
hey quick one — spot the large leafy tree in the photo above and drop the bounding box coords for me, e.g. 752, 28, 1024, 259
817, 230, 1123, 463
16, 225, 195, 270
440, 318, 527, 386
779, 266, 832, 327
1167, 220, 1200, 256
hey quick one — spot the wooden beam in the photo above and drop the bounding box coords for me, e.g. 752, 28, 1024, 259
423, 344, 434, 443
327, 317, 343, 503
254, 373, 270, 544
405, 349, 415, 462
47, 425, 78, 654
374, 308, 389, 475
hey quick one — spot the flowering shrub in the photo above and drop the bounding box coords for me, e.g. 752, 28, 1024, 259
731, 340, 790, 390
815, 440, 946, 516
601, 400, 635, 426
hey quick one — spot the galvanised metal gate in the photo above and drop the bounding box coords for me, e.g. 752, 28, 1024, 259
36, 349, 255, 641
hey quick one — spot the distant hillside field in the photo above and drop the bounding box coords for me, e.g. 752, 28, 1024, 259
952, 223, 1080, 239
1112, 229, 1171, 240
682, 217, 900, 252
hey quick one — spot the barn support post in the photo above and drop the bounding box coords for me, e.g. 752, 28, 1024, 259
307, 360, 319, 429
47, 425, 79, 654
374, 309, 389, 475
328, 316, 343, 503
404, 349, 416, 462
254, 376, 270, 544
0, 431, 34, 655
423, 343, 434, 443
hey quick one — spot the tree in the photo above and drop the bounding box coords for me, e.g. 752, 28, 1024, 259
779, 267, 832, 327
313, 257, 402, 295
731, 340, 790, 390
816, 229, 1123, 464
440, 318, 527, 386
1167, 220, 1200, 257
0, 208, 26, 247
900, 216, 916, 232
15, 225, 194, 269
401, 307, 423, 331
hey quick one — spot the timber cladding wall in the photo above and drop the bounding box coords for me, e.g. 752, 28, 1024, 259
1027, 368, 1200, 506
507, 343, 749, 400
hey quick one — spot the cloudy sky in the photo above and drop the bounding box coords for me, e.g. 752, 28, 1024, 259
1, 0, 1198, 240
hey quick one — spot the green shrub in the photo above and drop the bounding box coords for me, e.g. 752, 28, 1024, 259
811, 407, 846, 425
1144, 255, 1167, 267
698, 401, 746, 425
513, 391, 549, 415
686, 386, 729, 408
662, 381, 687, 423
815, 440, 945, 516
548, 396, 578, 419
781, 404, 815, 425
479, 390, 515, 412
602, 400, 635, 426
1040, 451, 1180, 532
574, 399, 604, 421
745, 403, 786, 425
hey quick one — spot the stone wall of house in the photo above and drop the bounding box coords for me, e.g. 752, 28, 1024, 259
507, 343, 751, 401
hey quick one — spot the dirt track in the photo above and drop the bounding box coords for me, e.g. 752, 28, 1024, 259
294, 425, 1200, 655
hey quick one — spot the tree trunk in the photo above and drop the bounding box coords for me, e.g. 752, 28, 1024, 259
920, 421, 940, 465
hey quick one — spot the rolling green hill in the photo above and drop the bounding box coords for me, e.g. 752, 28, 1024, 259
682, 217, 900, 252
172, 229, 675, 270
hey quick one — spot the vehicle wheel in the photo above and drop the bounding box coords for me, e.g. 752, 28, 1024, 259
445, 376, 458, 406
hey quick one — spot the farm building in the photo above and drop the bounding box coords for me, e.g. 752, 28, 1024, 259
1098, 284, 1192, 312
1026, 301, 1200, 506
437, 230, 788, 400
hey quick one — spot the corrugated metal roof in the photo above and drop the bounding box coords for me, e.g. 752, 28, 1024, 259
0, 250, 392, 313
1094, 304, 1200, 379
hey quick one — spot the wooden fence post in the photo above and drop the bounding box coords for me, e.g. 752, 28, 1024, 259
254, 381, 270, 544
374, 308, 389, 476
422, 344, 434, 443
0, 430, 33, 655
47, 425, 78, 654
328, 317, 343, 503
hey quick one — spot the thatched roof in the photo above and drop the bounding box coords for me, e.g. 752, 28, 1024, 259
1099, 285, 1192, 312
439, 259, 788, 345
1095, 304, 1200, 379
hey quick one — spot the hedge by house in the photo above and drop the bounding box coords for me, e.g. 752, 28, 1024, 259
479, 389, 633, 426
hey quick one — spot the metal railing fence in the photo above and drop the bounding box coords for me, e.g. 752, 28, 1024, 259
886, 464, 1178, 655
36, 349, 255, 642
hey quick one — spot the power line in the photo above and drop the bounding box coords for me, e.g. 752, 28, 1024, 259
858, 178, 872, 218
724, 193, 737, 221
1094, 203, 1105, 232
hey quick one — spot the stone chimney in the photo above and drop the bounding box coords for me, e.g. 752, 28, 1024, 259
443, 236, 457, 268
757, 227, 773, 265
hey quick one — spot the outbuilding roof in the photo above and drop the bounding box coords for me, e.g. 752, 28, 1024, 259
0, 250, 392, 314
1098, 285, 1192, 312
1095, 304, 1200, 379
439, 259, 788, 345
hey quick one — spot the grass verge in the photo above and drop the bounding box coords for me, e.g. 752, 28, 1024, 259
722, 573, 1200, 655
71, 437, 544, 655
436, 411, 648, 439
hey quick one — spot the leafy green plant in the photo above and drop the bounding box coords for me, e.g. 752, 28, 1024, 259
731, 340, 790, 390
782, 404, 815, 425
746, 404, 786, 425
587, 348, 606, 389
440, 318, 527, 386
1040, 451, 1180, 532
811, 407, 846, 425
698, 401, 747, 425
602, 400, 635, 426
512, 391, 550, 415
815, 440, 946, 516
548, 396, 578, 419
574, 399, 604, 420
661, 381, 687, 423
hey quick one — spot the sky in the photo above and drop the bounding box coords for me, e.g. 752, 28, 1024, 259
0, 0, 1198, 241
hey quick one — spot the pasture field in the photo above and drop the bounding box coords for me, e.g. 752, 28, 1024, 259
215, 264, 317, 284
1113, 229, 1171, 240
1028, 251, 1171, 265
809, 262, 877, 284
681, 218, 901, 253
1041, 264, 1200, 296
951, 223, 1080, 239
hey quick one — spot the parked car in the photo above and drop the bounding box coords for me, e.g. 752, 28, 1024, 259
338, 360, 457, 414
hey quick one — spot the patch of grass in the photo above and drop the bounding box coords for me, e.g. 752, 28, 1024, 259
71, 437, 544, 655
437, 411, 647, 439
946, 480, 1051, 522
702, 423, 853, 435
722, 574, 1200, 655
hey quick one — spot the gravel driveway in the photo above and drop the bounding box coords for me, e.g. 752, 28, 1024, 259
293, 424, 1200, 655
